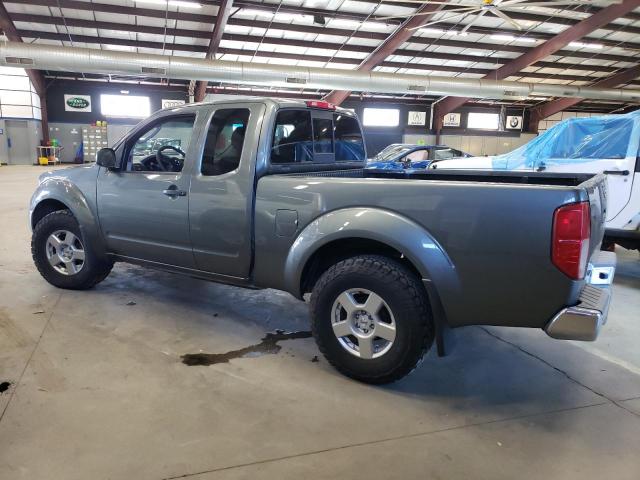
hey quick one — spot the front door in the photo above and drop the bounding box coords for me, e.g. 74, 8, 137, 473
97, 113, 200, 268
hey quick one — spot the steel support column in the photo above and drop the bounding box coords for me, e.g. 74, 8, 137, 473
0, 1, 49, 142
194, 0, 233, 102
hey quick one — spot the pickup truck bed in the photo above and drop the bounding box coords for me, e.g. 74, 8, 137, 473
254, 168, 608, 333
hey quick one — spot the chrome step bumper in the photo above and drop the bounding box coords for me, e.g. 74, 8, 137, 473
545, 251, 616, 342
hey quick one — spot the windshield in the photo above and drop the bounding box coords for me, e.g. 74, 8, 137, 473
373, 145, 412, 161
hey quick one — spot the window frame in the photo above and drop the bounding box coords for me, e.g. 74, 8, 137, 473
199, 107, 252, 177
121, 113, 197, 174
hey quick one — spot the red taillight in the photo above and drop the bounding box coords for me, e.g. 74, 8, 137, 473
552, 201, 590, 279
305, 100, 336, 110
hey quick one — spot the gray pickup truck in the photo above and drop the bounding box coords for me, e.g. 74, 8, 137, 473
30, 98, 616, 384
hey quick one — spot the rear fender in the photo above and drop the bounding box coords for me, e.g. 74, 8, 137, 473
284, 207, 460, 321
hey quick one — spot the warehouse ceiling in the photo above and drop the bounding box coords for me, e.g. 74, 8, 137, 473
2, 0, 640, 112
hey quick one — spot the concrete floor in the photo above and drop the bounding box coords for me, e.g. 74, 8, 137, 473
1, 165, 640, 480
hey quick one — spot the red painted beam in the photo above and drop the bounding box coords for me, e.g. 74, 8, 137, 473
435, 0, 640, 132
324, 2, 445, 105
529, 64, 640, 132
194, 0, 234, 102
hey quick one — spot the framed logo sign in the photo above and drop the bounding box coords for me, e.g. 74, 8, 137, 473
407, 111, 427, 126
442, 112, 461, 127
64, 94, 92, 112
506, 115, 523, 130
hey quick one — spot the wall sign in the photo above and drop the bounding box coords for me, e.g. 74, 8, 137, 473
407, 111, 427, 126
506, 115, 523, 130
64, 94, 92, 112
161, 99, 186, 109
443, 112, 461, 127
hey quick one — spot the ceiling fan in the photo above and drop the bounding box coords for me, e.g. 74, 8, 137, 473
378, 0, 596, 32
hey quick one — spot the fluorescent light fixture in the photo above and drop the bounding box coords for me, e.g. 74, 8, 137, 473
491, 34, 515, 42
120, 90, 129, 94
419, 27, 444, 35
242, 9, 311, 22
136, 0, 202, 9
569, 41, 603, 49
445, 30, 467, 36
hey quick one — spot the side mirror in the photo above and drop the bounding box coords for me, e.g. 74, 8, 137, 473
96, 148, 117, 169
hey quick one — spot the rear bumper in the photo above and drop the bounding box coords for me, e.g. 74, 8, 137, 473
544, 251, 616, 341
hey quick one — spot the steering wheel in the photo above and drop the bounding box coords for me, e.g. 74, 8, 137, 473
156, 145, 185, 171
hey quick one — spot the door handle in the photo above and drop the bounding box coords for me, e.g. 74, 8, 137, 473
162, 185, 187, 197
603, 170, 629, 176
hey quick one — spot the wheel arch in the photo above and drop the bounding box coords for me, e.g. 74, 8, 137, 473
30, 178, 106, 256
284, 208, 461, 316
30, 198, 70, 229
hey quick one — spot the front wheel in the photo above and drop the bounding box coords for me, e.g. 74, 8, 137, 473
31, 210, 113, 290
311, 255, 434, 384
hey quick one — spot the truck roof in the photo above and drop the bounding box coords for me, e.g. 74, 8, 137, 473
165, 96, 356, 115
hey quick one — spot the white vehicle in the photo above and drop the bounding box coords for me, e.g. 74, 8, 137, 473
431, 112, 640, 250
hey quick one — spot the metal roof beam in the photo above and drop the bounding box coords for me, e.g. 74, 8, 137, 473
434, 0, 640, 133
9, 9, 640, 57
530, 64, 640, 130
8, 0, 640, 35
324, 2, 445, 105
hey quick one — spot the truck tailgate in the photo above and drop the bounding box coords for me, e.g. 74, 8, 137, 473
581, 173, 608, 258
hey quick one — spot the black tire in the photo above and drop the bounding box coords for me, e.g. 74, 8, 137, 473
311, 255, 434, 384
31, 210, 113, 290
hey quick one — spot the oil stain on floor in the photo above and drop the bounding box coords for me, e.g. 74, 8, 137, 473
181, 330, 312, 366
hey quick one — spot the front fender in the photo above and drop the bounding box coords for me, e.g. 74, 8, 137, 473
30, 174, 106, 256
283, 207, 460, 313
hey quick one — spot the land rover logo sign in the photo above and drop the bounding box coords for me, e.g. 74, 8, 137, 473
67, 97, 88, 109
64, 94, 92, 112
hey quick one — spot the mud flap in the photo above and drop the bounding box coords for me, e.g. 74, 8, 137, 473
423, 279, 456, 357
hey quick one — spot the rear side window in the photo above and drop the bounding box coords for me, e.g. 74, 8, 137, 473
201, 108, 250, 176
271, 110, 313, 164
271, 109, 365, 164
334, 114, 365, 161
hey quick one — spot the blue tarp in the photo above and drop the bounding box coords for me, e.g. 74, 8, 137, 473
492, 109, 640, 169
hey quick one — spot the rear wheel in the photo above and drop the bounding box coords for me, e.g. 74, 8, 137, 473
32, 210, 113, 290
311, 255, 433, 384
